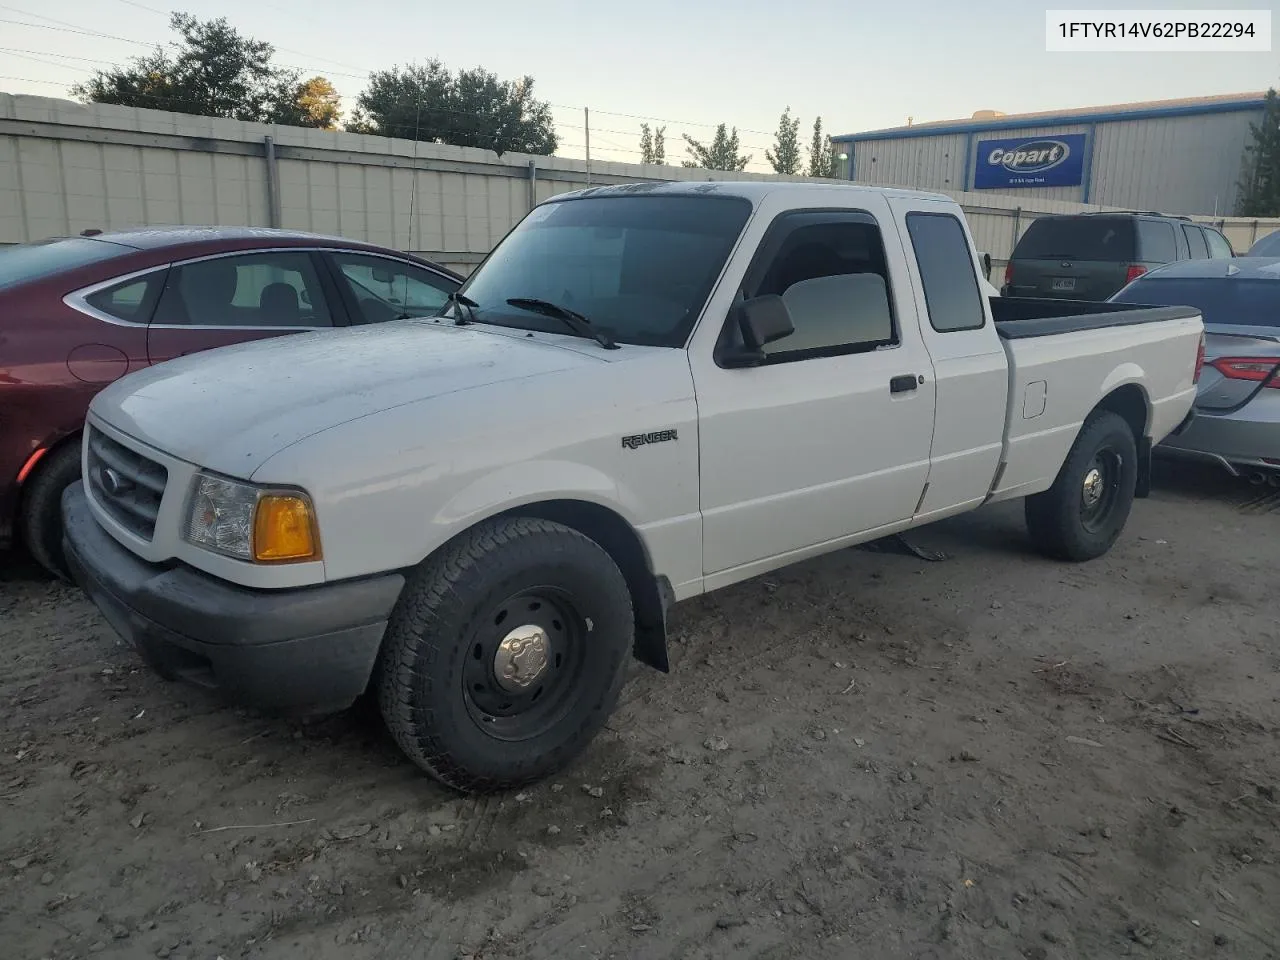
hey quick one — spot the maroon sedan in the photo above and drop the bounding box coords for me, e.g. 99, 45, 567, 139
1, 226, 462, 576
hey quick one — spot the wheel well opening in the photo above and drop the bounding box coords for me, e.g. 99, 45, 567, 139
16, 430, 82, 510
503, 500, 670, 672
1095, 384, 1151, 497
1096, 385, 1148, 441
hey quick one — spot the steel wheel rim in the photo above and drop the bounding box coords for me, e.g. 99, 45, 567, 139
462, 586, 587, 742
1080, 447, 1122, 532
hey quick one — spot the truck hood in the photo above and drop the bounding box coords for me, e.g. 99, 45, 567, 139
90, 321, 600, 475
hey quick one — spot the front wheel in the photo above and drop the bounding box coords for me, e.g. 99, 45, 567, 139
1025, 410, 1138, 562
377, 516, 634, 792
20, 443, 83, 580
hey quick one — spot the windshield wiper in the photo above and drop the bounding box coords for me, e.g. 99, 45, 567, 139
445, 291, 479, 325
505, 298, 619, 350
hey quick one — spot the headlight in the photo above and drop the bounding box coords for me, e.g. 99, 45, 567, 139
184, 473, 320, 563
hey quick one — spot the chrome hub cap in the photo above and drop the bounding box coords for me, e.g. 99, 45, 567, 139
493, 625, 550, 692
1082, 466, 1104, 508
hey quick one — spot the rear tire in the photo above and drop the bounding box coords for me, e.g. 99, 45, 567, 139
377, 516, 634, 793
1025, 410, 1138, 562
20, 443, 82, 580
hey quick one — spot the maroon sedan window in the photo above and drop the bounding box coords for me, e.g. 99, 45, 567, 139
82, 270, 167, 324
153, 251, 332, 328
331, 253, 453, 322
0, 236, 135, 290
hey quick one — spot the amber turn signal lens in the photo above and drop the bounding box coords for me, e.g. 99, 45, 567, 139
253, 495, 319, 562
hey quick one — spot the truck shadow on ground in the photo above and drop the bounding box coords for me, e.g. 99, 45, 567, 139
0, 549, 51, 584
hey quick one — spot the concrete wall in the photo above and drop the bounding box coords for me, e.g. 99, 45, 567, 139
2, 93, 1278, 280
844, 108, 1263, 216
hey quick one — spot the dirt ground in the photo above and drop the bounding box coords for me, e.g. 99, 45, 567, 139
2, 461, 1278, 960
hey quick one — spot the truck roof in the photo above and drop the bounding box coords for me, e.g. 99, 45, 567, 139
552, 180, 955, 205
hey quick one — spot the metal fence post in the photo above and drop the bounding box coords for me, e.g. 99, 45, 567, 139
527, 160, 537, 210
263, 136, 281, 228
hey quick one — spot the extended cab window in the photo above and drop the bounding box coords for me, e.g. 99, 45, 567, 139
458, 194, 752, 348
734, 213, 898, 362
153, 251, 332, 327
905, 212, 986, 333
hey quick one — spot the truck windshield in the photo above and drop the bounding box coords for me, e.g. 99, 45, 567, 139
456, 194, 753, 347
1112, 276, 1280, 328
1013, 217, 1136, 261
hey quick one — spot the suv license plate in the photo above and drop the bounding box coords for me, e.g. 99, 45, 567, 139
1051, 277, 1076, 291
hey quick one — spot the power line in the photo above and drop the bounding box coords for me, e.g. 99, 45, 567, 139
0, 14, 790, 168
0, 7, 160, 46
102, 0, 377, 75
0, 10, 797, 148
557, 104, 779, 140
109, 0, 168, 13
0, 46, 125, 64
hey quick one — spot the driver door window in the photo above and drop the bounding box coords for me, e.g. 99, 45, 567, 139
727, 218, 899, 362
329, 253, 455, 323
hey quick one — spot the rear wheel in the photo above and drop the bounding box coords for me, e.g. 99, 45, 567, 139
1025, 410, 1138, 562
20, 443, 82, 580
377, 516, 634, 792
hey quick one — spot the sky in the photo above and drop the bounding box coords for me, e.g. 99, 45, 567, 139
0, 0, 1276, 174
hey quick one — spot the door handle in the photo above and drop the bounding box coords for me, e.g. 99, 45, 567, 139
890, 374, 921, 394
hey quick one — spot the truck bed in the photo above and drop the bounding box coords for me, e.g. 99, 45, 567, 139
986, 297, 1204, 505
992, 297, 1200, 340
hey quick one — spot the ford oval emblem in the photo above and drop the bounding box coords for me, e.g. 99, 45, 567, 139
987, 139, 1071, 174
99, 466, 134, 496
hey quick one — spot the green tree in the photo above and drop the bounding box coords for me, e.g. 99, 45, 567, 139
70, 13, 322, 125
347, 61, 556, 156
639, 122, 667, 164
681, 124, 751, 171
766, 107, 802, 175
806, 115, 837, 178
1237, 87, 1280, 216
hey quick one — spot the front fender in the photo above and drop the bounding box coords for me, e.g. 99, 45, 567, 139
433, 458, 648, 546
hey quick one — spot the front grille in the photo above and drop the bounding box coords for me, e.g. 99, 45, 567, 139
86, 429, 168, 541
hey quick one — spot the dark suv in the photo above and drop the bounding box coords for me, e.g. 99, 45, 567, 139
1002, 212, 1235, 301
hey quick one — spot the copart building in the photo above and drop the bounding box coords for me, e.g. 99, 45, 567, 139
832, 92, 1268, 216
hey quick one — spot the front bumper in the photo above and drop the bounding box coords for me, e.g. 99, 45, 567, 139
62, 481, 405, 714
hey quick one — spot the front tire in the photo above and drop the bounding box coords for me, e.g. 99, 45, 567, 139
377, 516, 634, 792
20, 443, 83, 580
1025, 410, 1138, 562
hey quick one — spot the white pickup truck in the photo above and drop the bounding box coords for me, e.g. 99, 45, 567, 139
62, 182, 1204, 793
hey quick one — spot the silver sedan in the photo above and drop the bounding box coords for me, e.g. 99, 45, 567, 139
1109, 257, 1280, 484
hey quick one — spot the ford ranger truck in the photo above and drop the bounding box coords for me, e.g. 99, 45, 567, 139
62, 182, 1204, 793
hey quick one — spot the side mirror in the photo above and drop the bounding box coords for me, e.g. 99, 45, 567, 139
979, 251, 993, 279
722, 295, 794, 367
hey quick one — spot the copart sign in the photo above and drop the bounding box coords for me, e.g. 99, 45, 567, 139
973, 133, 1087, 189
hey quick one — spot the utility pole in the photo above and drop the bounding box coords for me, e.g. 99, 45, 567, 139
585, 106, 592, 186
